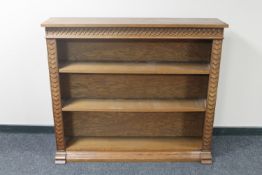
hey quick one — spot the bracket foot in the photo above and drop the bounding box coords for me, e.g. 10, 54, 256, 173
55, 151, 66, 164
200, 151, 212, 165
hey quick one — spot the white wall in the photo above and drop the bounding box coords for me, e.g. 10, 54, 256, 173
0, 0, 261, 127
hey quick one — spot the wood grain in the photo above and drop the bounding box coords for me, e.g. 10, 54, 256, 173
59, 74, 208, 99
42, 18, 228, 28
59, 62, 210, 74
63, 112, 204, 137
66, 137, 202, 152
62, 99, 206, 112
57, 39, 212, 62
46, 27, 224, 39
46, 39, 65, 151
66, 151, 204, 162
43, 18, 227, 164
202, 40, 223, 152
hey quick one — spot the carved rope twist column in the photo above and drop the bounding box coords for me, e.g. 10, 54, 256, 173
46, 39, 65, 150
202, 39, 223, 150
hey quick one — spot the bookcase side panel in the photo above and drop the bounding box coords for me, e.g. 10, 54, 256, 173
202, 39, 223, 151
46, 39, 65, 151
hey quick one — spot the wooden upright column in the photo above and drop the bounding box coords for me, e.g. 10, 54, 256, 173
201, 39, 223, 164
46, 39, 66, 164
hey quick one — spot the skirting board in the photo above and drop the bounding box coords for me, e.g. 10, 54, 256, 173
0, 125, 261, 135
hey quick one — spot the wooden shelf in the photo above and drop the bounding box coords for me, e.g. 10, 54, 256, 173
66, 136, 202, 152
62, 99, 206, 112
42, 18, 228, 28
65, 136, 204, 162
59, 62, 210, 74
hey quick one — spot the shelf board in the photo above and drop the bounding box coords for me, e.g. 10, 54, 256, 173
62, 99, 206, 112
66, 137, 202, 152
59, 62, 210, 74
42, 18, 228, 28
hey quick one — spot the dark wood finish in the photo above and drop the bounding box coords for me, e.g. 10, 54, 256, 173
63, 112, 204, 137
43, 18, 228, 164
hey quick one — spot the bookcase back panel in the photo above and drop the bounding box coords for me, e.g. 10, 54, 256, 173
60, 74, 208, 99
57, 39, 212, 62
63, 112, 204, 137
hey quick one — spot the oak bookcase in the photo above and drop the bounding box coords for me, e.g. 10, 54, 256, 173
42, 18, 228, 164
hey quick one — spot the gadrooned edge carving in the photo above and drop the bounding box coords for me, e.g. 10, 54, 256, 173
46, 39, 65, 151
45, 27, 224, 39
202, 40, 222, 150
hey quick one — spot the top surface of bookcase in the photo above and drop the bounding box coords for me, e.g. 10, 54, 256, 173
41, 18, 228, 28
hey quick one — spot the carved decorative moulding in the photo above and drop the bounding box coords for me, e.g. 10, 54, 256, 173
45, 27, 224, 39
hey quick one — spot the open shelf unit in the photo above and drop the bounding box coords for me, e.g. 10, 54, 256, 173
42, 18, 228, 164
